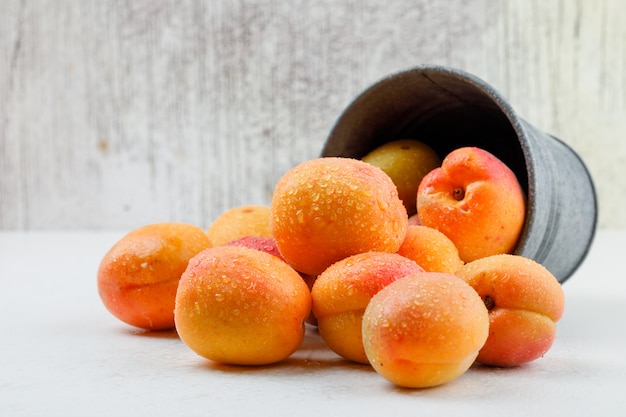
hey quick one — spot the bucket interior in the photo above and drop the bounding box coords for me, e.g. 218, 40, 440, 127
322, 68, 529, 194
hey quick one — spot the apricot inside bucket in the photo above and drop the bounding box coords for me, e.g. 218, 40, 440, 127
322, 65, 597, 283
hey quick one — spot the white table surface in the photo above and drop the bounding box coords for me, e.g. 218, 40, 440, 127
1, 229, 625, 417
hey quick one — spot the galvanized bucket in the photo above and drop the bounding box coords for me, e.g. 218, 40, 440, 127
322, 65, 597, 283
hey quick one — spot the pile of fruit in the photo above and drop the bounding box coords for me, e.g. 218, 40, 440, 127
97, 140, 565, 388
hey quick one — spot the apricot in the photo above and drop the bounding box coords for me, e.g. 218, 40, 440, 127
362, 139, 441, 216
311, 252, 424, 363
455, 254, 565, 367
226, 235, 319, 326
174, 245, 311, 365
362, 272, 489, 388
97, 222, 211, 330
206, 205, 272, 247
396, 225, 464, 274
271, 157, 408, 276
417, 147, 526, 262
224, 235, 283, 260
407, 213, 421, 226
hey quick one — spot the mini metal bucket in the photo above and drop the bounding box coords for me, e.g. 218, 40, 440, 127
322, 65, 597, 283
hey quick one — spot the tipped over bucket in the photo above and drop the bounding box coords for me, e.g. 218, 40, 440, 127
322, 65, 597, 283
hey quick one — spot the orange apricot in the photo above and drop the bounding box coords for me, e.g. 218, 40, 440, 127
225, 236, 318, 326
455, 254, 565, 367
407, 213, 422, 226
362, 272, 489, 388
271, 157, 408, 276
174, 245, 311, 365
396, 225, 464, 273
311, 252, 424, 363
206, 205, 272, 247
224, 236, 283, 259
417, 147, 526, 262
97, 222, 211, 330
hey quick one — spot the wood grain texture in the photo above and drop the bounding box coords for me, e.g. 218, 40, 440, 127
1, 0, 624, 230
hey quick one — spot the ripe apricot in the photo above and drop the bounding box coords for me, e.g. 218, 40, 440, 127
206, 205, 272, 247
174, 245, 311, 365
455, 254, 565, 367
417, 147, 526, 262
224, 236, 283, 259
362, 139, 441, 216
362, 272, 489, 388
97, 222, 211, 330
271, 157, 408, 276
311, 252, 424, 363
396, 225, 464, 273
407, 213, 421, 226
226, 235, 319, 326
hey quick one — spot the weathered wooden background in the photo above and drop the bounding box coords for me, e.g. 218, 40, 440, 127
1, 0, 624, 230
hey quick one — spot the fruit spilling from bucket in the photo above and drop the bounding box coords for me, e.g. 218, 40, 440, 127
98, 142, 566, 388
